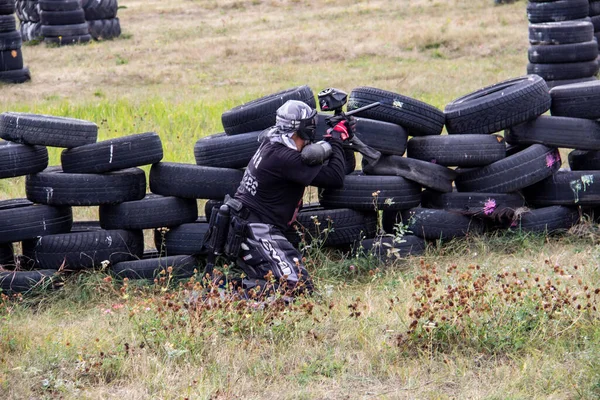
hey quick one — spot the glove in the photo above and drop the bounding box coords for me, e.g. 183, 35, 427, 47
325, 116, 356, 141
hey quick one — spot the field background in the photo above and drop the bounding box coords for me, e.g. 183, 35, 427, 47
1, 0, 600, 399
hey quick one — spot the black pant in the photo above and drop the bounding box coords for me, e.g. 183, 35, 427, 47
236, 222, 313, 293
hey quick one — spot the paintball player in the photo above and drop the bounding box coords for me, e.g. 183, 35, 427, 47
227, 99, 355, 295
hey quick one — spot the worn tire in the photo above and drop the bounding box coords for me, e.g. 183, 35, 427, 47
407, 134, 506, 167
0, 67, 31, 84
545, 76, 597, 89
0, 31, 22, 51
421, 190, 525, 220
39, 0, 82, 12
523, 170, 600, 206
508, 206, 579, 234
0, 141, 47, 178
550, 80, 600, 119
347, 86, 445, 136
528, 41, 598, 64
26, 166, 146, 206
568, 149, 600, 170
87, 17, 120, 40
0, 199, 72, 243
0, 15, 15, 33
154, 218, 209, 256
0, 112, 97, 148
444, 75, 551, 135
40, 9, 85, 25
0, 0, 15, 14
61, 132, 163, 173
221, 86, 315, 135
22, 229, 144, 271
527, 0, 590, 23
319, 171, 422, 211
81, 0, 118, 20
16, 1, 40, 23
112, 255, 199, 281
527, 60, 599, 81
20, 22, 42, 42
99, 194, 198, 230
0, 270, 58, 293
362, 155, 456, 192
150, 162, 243, 200
529, 20, 594, 45
291, 206, 378, 247
0, 49, 23, 72
505, 115, 600, 151
41, 22, 89, 37
455, 144, 562, 193
44, 34, 91, 45
402, 208, 485, 241
194, 131, 261, 169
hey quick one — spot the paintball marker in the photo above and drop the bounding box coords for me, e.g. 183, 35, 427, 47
317, 88, 382, 163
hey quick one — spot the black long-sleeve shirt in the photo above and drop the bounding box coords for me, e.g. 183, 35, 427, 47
234, 139, 346, 230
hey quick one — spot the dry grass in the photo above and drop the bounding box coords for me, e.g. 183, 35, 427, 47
2, 0, 600, 399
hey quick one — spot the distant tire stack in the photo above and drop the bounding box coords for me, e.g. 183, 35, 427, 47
591, 0, 600, 54
81, 0, 120, 41
15, 0, 42, 42
0, 0, 30, 83
527, 0, 599, 88
39, 0, 91, 45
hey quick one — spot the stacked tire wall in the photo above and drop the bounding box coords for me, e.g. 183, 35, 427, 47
15, 0, 41, 42
527, 0, 599, 88
0, 0, 30, 83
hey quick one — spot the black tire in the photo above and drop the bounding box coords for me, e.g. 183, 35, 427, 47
292, 206, 378, 247
150, 162, 243, 200
0, 243, 13, 266
550, 80, 600, 119
0, 141, 47, 178
344, 147, 356, 174
0, 31, 22, 51
527, 60, 599, 81
407, 134, 506, 167
528, 41, 598, 64
357, 234, 426, 263
527, 0, 590, 23
16, 1, 41, 23
26, 166, 146, 206
44, 34, 91, 45
0, 67, 31, 84
362, 155, 456, 193
546, 76, 597, 89
444, 75, 551, 135
194, 131, 260, 169
347, 86, 445, 137
221, 86, 316, 135
509, 206, 579, 234
523, 170, 600, 206
87, 17, 120, 40
0, 199, 72, 243
40, 9, 85, 25
61, 132, 163, 173
402, 208, 485, 241
529, 20, 594, 44
0, 49, 23, 72
505, 115, 600, 151
20, 22, 43, 42
39, 0, 82, 12
319, 171, 422, 211
22, 229, 144, 271
81, 0, 118, 20
316, 113, 409, 155
455, 144, 562, 193
0, 270, 57, 293
0, 0, 15, 14
153, 218, 209, 256
0, 15, 15, 33
421, 190, 525, 220
99, 194, 198, 230
0, 112, 97, 148
590, 0, 600, 16
112, 255, 199, 281
568, 149, 600, 170
41, 23, 89, 37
